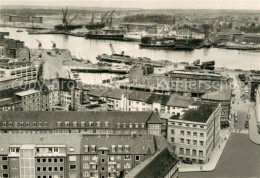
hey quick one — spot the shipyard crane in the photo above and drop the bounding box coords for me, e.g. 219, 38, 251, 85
106, 10, 115, 27
109, 44, 116, 54
51, 41, 56, 48
67, 13, 79, 25
101, 11, 110, 23
36, 39, 42, 48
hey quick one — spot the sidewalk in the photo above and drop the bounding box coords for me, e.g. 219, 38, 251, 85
179, 129, 231, 172
248, 105, 260, 144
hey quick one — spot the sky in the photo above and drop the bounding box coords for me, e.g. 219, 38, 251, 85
1, 0, 260, 10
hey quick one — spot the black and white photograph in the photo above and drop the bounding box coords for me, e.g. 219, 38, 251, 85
0, 0, 260, 177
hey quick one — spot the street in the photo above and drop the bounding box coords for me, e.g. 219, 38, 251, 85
180, 133, 260, 177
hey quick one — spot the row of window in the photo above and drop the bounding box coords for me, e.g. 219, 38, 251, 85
36, 166, 64, 172
170, 122, 206, 129
2, 122, 48, 128
36, 158, 64, 163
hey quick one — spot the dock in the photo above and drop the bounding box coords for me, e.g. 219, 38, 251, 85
70, 66, 129, 74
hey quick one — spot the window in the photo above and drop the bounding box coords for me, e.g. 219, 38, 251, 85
43, 167, 46, 171
54, 158, 57, 163
84, 145, 89, 152
193, 124, 197, 128
116, 123, 120, 128
171, 137, 175, 143
69, 156, 77, 161
2, 165, 8, 169
193, 132, 197, 137
141, 123, 145, 128
60, 158, 63, 163
118, 145, 123, 152
200, 141, 204, 146
65, 122, 69, 127
48, 158, 52, 162
83, 163, 89, 169
187, 139, 190, 144
20, 122, 24, 127
124, 163, 131, 169
125, 145, 129, 152
104, 122, 109, 127
200, 133, 204, 137
193, 140, 197, 145
33, 122, 36, 127
171, 129, 175, 134
111, 145, 116, 152
187, 131, 191, 136
70, 165, 76, 169
123, 123, 126, 128
69, 147, 75, 152
101, 159, 105, 163
73, 122, 77, 127
135, 155, 140, 161
48, 167, 52, 171
42, 158, 46, 163
3, 122, 6, 127
102, 167, 105, 171
180, 138, 184, 144
2, 157, 7, 161
124, 155, 131, 160
81, 122, 85, 127
53, 148, 59, 153
129, 123, 132, 128
96, 122, 101, 127
117, 163, 121, 169
91, 145, 96, 152
54, 167, 58, 171
60, 167, 64, 171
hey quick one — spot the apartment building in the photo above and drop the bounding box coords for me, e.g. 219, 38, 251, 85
0, 76, 23, 90
202, 89, 232, 128
0, 111, 163, 136
0, 58, 38, 84
0, 133, 174, 178
167, 103, 221, 163
127, 90, 152, 111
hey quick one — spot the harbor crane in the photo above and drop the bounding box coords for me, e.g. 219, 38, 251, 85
51, 41, 56, 48
36, 39, 42, 48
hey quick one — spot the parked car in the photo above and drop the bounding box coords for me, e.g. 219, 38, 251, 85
182, 159, 193, 164
245, 121, 249, 128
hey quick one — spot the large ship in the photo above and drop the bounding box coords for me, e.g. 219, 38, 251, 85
85, 11, 114, 30
139, 36, 202, 50
85, 28, 125, 40
96, 44, 167, 67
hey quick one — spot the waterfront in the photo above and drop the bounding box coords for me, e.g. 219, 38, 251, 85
1, 27, 260, 71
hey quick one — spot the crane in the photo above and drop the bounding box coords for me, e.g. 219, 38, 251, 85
36, 39, 42, 48
106, 10, 115, 27
67, 13, 79, 25
51, 41, 56, 48
109, 44, 116, 55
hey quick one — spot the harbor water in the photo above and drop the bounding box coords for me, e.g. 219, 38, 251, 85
1, 27, 260, 72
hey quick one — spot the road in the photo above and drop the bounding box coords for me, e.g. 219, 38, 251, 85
180, 133, 260, 177
181, 71, 260, 177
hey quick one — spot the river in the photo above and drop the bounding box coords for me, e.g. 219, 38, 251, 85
1, 27, 260, 71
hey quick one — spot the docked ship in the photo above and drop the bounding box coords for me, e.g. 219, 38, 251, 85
96, 44, 167, 67
85, 28, 125, 40
139, 36, 202, 50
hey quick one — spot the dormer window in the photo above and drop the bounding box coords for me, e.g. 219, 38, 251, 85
38, 122, 42, 127
118, 145, 123, 152
26, 122, 29, 127
104, 122, 109, 127
44, 122, 48, 127
14, 122, 18, 127
125, 145, 129, 152
69, 147, 75, 152
9, 122, 13, 127
65, 122, 70, 127
111, 145, 116, 152
53, 148, 59, 153
33, 122, 36, 127
20, 122, 23, 127
91, 145, 96, 152
73, 122, 77, 127
89, 122, 93, 127
84, 145, 89, 152
57, 122, 61, 127
135, 123, 138, 128
123, 123, 126, 128
3, 122, 6, 127
81, 122, 85, 127
129, 123, 132, 128
96, 122, 101, 127
141, 123, 145, 128
116, 123, 120, 128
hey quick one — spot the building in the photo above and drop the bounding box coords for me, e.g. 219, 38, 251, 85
0, 111, 163, 136
0, 133, 174, 178
167, 103, 221, 163
0, 76, 23, 90
0, 82, 50, 111
249, 71, 260, 102
126, 90, 152, 112
242, 34, 260, 44
125, 147, 179, 178
0, 58, 38, 84
256, 87, 260, 123
202, 89, 232, 128
120, 23, 159, 34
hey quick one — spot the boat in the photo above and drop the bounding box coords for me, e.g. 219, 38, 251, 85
85, 28, 125, 40
96, 44, 167, 67
16, 30, 23, 32
85, 22, 105, 30
54, 24, 83, 31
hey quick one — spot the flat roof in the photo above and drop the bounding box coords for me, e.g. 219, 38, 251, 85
0, 76, 22, 82
15, 89, 40, 96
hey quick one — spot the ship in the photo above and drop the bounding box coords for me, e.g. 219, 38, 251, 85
96, 44, 167, 67
54, 7, 83, 31
139, 36, 203, 50
85, 28, 125, 40
85, 11, 114, 30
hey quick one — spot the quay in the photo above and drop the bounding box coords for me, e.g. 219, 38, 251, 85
70, 66, 129, 74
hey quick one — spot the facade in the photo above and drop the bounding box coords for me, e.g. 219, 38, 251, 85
167, 103, 221, 163
0, 58, 38, 84
202, 89, 232, 128
0, 76, 23, 90
0, 111, 163, 136
249, 72, 260, 102
0, 133, 173, 178
255, 87, 260, 123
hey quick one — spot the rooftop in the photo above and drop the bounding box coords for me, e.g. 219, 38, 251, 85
128, 90, 152, 102
202, 89, 232, 101
126, 147, 178, 178
15, 89, 40, 96
171, 104, 218, 123
166, 95, 194, 108
146, 93, 171, 105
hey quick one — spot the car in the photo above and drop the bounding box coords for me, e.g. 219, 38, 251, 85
245, 121, 249, 128
182, 159, 192, 164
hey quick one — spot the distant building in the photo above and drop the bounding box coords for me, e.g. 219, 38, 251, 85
0, 75, 23, 90
126, 147, 179, 178
202, 89, 232, 128
249, 71, 260, 102
242, 34, 260, 44
167, 103, 221, 163
0, 133, 173, 178
0, 111, 163, 136
120, 23, 159, 34
256, 87, 260, 123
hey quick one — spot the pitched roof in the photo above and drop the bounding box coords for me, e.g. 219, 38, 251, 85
146, 112, 163, 124
128, 90, 152, 102
126, 147, 178, 178
0, 111, 162, 129
0, 133, 82, 155
202, 89, 232, 101
146, 94, 171, 105
87, 89, 108, 97
102, 89, 131, 100
166, 95, 194, 108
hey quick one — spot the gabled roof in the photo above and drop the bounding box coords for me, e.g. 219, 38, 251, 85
126, 147, 178, 178
146, 94, 171, 105
128, 90, 152, 102
146, 112, 163, 124
166, 95, 194, 108
87, 89, 108, 97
